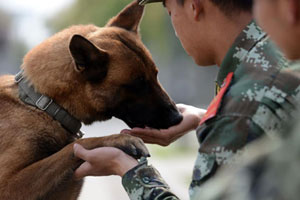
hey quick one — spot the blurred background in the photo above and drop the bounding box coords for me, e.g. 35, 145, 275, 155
0, 0, 218, 199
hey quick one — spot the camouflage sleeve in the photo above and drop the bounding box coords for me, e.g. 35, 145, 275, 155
122, 158, 180, 200
189, 115, 264, 197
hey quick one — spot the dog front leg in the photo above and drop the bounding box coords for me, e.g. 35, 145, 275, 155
1, 134, 148, 200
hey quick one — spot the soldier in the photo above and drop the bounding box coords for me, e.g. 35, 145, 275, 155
198, 0, 300, 199
73, 0, 300, 199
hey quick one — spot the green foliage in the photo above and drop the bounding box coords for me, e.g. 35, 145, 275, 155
0, 9, 26, 74
48, 0, 178, 56
0, 8, 11, 29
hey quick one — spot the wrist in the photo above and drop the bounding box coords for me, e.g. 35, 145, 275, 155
197, 108, 206, 119
194, 108, 206, 125
190, 112, 203, 129
113, 151, 139, 177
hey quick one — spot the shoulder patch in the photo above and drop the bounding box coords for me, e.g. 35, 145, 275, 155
200, 72, 234, 125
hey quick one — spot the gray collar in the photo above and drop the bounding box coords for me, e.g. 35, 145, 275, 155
15, 70, 83, 139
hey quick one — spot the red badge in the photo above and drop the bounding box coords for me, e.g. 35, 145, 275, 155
199, 72, 234, 125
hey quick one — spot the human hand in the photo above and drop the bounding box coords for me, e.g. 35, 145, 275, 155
73, 144, 139, 179
121, 104, 206, 146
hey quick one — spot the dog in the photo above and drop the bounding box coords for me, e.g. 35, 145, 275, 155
0, 1, 183, 199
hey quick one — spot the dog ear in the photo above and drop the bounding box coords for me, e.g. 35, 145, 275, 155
106, 1, 144, 33
69, 34, 109, 82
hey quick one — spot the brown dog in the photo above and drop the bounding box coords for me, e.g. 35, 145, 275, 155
0, 1, 182, 200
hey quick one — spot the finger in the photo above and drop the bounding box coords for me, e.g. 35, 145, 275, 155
131, 127, 161, 135
176, 103, 185, 107
160, 125, 184, 134
121, 126, 153, 135
130, 127, 176, 142
176, 104, 186, 113
73, 143, 90, 161
74, 162, 93, 180
120, 129, 131, 134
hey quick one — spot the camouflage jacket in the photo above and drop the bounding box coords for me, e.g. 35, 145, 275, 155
198, 63, 300, 200
122, 21, 300, 200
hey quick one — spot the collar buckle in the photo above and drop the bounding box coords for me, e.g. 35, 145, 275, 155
15, 70, 24, 83
36, 95, 53, 111
16, 70, 82, 136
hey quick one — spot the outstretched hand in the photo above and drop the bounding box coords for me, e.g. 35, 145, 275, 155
121, 104, 206, 146
73, 144, 139, 179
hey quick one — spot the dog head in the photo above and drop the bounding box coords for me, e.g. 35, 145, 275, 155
22, 1, 182, 129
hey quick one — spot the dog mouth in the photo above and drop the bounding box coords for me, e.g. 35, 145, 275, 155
113, 107, 183, 130
124, 118, 146, 129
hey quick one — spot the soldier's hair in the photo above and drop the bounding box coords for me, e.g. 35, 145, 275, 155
176, 0, 253, 14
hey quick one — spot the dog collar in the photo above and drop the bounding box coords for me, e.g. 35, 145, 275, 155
15, 70, 84, 139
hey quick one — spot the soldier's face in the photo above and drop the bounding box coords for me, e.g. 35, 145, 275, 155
254, 0, 300, 60
164, 0, 217, 66
165, 0, 195, 56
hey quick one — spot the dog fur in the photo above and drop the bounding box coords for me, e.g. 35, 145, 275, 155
0, 1, 182, 199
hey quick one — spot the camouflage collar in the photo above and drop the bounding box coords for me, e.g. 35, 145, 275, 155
216, 20, 267, 93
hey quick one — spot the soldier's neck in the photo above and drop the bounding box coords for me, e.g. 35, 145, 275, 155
212, 13, 253, 67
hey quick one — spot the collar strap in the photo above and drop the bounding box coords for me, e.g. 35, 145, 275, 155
15, 70, 83, 138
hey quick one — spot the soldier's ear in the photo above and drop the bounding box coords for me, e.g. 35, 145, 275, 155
191, 0, 204, 21
69, 34, 109, 83
286, 0, 300, 24
106, 1, 144, 33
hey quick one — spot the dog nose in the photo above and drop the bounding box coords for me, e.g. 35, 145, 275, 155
158, 102, 183, 128
168, 110, 183, 127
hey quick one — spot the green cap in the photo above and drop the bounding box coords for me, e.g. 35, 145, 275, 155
138, 0, 163, 5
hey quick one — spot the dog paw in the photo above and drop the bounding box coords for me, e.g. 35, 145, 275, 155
109, 134, 150, 159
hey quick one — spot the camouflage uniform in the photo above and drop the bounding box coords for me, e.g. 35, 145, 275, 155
122, 21, 300, 200
199, 63, 300, 200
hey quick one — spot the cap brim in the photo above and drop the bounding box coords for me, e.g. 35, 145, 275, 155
139, 0, 163, 5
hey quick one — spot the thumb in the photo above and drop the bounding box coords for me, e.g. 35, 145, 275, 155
74, 162, 93, 179
121, 129, 132, 134
176, 104, 186, 113
73, 143, 90, 161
